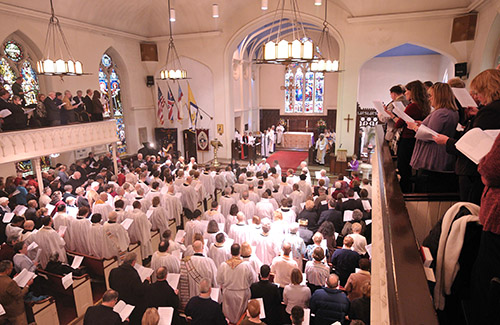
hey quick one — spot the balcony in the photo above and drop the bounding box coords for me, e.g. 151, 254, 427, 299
0, 120, 119, 164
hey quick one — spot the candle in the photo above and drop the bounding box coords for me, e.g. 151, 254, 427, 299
306, 120, 308, 128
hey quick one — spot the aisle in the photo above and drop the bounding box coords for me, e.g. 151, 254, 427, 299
266, 150, 308, 173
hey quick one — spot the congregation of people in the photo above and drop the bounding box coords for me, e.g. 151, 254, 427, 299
0, 80, 107, 131
0, 148, 373, 324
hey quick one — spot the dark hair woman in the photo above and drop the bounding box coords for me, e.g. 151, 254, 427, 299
91, 90, 104, 121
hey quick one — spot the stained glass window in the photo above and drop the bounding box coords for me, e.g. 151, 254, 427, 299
99, 54, 127, 155
284, 66, 325, 114
4, 41, 23, 62
0, 40, 39, 104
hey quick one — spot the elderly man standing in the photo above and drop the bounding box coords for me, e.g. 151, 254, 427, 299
216, 244, 255, 324
270, 242, 299, 289
83, 289, 123, 325
310, 274, 350, 324
185, 278, 227, 325
0, 260, 33, 325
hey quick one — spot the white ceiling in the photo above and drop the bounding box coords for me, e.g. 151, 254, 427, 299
1, 0, 478, 38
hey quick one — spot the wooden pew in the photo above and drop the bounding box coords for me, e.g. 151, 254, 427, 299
30, 297, 60, 325
151, 230, 161, 252
128, 242, 142, 265
66, 250, 119, 290
37, 269, 94, 318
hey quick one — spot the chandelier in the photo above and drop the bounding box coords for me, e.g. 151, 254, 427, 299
159, 0, 188, 80
37, 0, 84, 76
257, 0, 314, 65
310, 0, 340, 73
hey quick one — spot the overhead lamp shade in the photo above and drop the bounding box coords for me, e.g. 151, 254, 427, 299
303, 40, 314, 59
55, 59, 66, 74
332, 60, 339, 71
168, 70, 176, 78
325, 60, 333, 71
318, 59, 326, 71
75, 61, 83, 74
261, 0, 268, 10
212, 4, 219, 18
37, 61, 43, 73
43, 59, 55, 74
291, 40, 302, 59
315, 0, 322, 5
160, 70, 165, 79
67, 60, 75, 74
310, 62, 319, 71
264, 41, 276, 60
277, 40, 290, 59
170, 8, 176, 22
175, 70, 182, 79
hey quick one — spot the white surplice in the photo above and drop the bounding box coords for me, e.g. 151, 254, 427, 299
126, 208, 153, 258
151, 251, 181, 274
208, 244, 231, 269
219, 196, 236, 219
68, 217, 91, 255
253, 233, 280, 266
163, 193, 183, 226
31, 226, 67, 268
149, 206, 169, 235
255, 199, 274, 220
228, 223, 251, 245
88, 223, 114, 259
180, 184, 199, 213
92, 203, 113, 223
237, 200, 256, 222
103, 221, 131, 256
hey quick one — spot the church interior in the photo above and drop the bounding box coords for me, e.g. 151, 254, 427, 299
0, 0, 500, 324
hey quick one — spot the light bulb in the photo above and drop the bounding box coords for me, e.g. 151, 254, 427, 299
170, 8, 176, 22
212, 4, 219, 18
261, 0, 268, 10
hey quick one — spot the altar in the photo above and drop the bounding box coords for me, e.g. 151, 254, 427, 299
282, 132, 314, 149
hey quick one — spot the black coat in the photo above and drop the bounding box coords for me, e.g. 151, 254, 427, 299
341, 199, 364, 212
83, 304, 123, 325
44, 97, 60, 122
250, 280, 282, 325
147, 280, 180, 325
318, 209, 344, 235
1, 98, 26, 131
297, 209, 319, 232
83, 95, 94, 114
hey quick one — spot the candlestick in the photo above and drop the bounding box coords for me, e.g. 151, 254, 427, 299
306, 120, 308, 128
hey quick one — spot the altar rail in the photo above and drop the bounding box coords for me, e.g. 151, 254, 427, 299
0, 120, 118, 164
371, 125, 438, 324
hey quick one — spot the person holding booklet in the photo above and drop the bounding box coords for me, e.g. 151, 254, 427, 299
407, 82, 459, 193
83, 289, 124, 324
388, 80, 431, 193
433, 69, 500, 204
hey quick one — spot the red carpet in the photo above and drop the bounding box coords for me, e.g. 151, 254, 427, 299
266, 150, 309, 173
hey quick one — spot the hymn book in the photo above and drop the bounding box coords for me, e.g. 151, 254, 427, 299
58, 226, 67, 237
166, 273, 180, 289
372, 100, 391, 119
158, 307, 174, 325
210, 287, 220, 301
14, 269, 36, 287
175, 230, 185, 243
113, 300, 135, 322
13, 205, 27, 216
2, 212, 14, 223
121, 218, 133, 231
362, 200, 372, 211
343, 210, 354, 222
133, 264, 154, 282
451, 88, 477, 108
0, 304, 5, 316
393, 101, 415, 123
303, 308, 311, 325
62, 273, 73, 290
455, 128, 500, 164
71, 256, 84, 269
146, 209, 154, 219
0, 109, 11, 118
416, 124, 439, 142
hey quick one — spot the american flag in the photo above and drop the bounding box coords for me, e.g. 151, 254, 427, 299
157, 87, 165, 125
167, 88, 175, 123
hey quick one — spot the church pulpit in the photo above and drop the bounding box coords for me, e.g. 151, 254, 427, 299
330, 156, 348, 175
248, 145, 257, 161
308, 146, 315, 166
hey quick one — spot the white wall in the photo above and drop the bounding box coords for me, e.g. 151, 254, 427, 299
357, 54, 452, 108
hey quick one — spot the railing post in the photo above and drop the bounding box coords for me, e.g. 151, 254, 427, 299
32, 157, 44, 195
111, 142, 118, 175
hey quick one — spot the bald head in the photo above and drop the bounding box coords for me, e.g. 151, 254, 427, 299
108, 211, 118, 222
326, 274, 339, 288
193, 240, 203, 253
24, 220, 34, 231
237, 211, 246, 223
282, 242, 292, 256
100, 192, 108, 201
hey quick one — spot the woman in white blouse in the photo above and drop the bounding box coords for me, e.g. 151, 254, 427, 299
283, 268, 311, 314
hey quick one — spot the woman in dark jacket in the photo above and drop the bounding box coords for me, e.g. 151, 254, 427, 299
91, 90, 104, 121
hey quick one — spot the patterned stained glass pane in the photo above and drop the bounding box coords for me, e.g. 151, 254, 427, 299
284, 69, 293, 113
101, 54, 112, 68
314, 72, 324, 113
304, 71, 314, 113
4, 41, 23, 62
98, 67, 111, 117
21, 61, 39, 105
110, 69, 123, 117
115, 117, 127, 154
0, 58, 16, 94
294, 67, 303, 113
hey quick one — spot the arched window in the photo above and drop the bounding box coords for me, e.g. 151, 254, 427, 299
99, 53, 127, 155
284, 64, 324, 114
0, 40, 40, 105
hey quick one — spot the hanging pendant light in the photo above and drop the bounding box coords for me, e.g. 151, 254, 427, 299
255, 0, 316, 65
261, 0, 268, 10
159, 0, 189, 80
37, 0, 85, 76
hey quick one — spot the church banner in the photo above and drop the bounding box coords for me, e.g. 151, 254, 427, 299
196, 129, 209, 151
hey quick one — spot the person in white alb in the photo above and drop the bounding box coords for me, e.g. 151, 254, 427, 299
151, 240, 181, 275
103, 211, 130, 259
253, 223, 280, 266
126, 201, 153, 260
228, 212, 250, 245
208, 233, 231, 269
149, 196, 169, 236
237, 191, 256, 223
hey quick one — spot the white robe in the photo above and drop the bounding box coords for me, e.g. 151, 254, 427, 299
225, 214, 238, 234
241, 254, 262, 283
315, 138, 328, 164
278, 208, 297, 225
180, 184, 199, 213
68, 218, 91, 255
179, 255, 218, 305
298, 180, 313, 199
279, 183, 293, 197
219, 196, 236, 218
255, 199, 274, 220
151, 251, 181, 274
92, 203, 113, 223
233, 183, 248, 197
276, 125, 284, 144
248, 191, 260, 205
149, 206, 169, 235
289, 191, 306, 215
237, 200, 256, 221
216, 260, 254, 324
145, 190, 161, 209
228, 223, 251, 245
202, 210, 225, 224
208, 244, 231, 269
253, 233, 280, 265
31, 226, 67, 268
163, 193, 183, 226
184, 219, 206, 246
88, 223, 114, 259
199, 173, 215, 199
191, 180, 206, 202
103, 221, 130, 256
214, 174, 226, 191
126, 208, 153, 258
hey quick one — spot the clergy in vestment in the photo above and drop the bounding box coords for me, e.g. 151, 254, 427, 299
93, 192, 114, 223
199, 167, 215, 200
68, 206, 92, 255
240, 242, 262, 283
216, 244, 255, 324
149, 196, 169, 236
228, 212, 251, 245
253, 223, 280, 266
247, 185, 261, 204
289, 184, 306, 215
184, 210, 206, 247
214, 169, 227, 192
237, 191, 256, 222
113, 200, 127, 223
30, 216, 67, 268
179, 241, 218, 309
208, 233, 231, 269
103, 211, 131, 259
163, 185, 183, 226
144, 181, 161, 208
202, 201, 225, 224
219, 188, 236, 218
278, 176, 293, 196
88, 213, 115, 259
52, 204, 73, 245
276, 124, 285, 145
126, 201, 153, 259
315, 134, 328, 165
151, 240, 181, 276
180, 176, 199, 217
233, 175, 249, 197
255, 192, 275, 220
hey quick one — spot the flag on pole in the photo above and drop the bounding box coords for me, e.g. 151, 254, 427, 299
187, 83, 198, 129
157, 86, 166, 126
167, 87, 175, 123
177, 83, 183, 120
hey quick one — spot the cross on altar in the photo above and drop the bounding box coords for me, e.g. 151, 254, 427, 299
344, 114, 353, 132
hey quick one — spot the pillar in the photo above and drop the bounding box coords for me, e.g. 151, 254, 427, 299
32, 157, 44, 195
